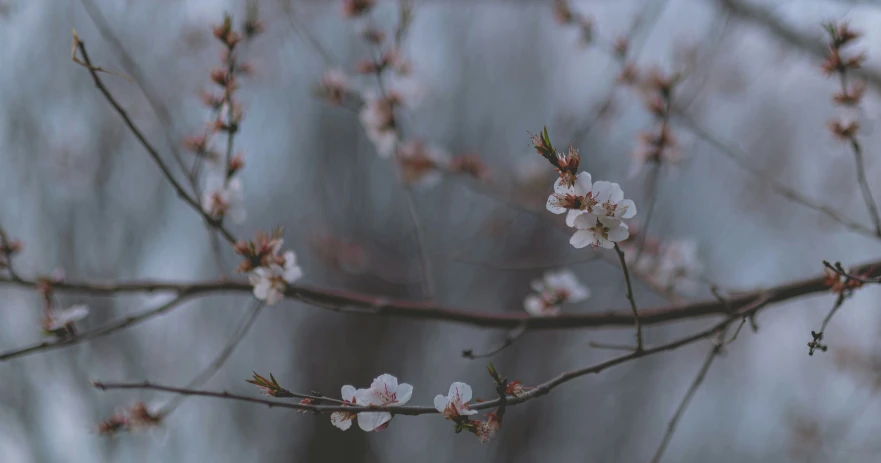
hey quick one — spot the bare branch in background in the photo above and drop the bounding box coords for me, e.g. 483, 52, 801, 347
0, 295, 193, 362
716, 0, 881, 92
158, 300, 265, 416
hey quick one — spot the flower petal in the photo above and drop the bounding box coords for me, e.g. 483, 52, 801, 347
449, 382, 472, 404
523, 295, 545, 315
573, 172, 592, 195
371, 374, 398, 391
341, 385, 357, 402
546, 195, 567, 214
395, 383, 413, 405
331, 412, 352, 431
570, 230, 595, 249
572, 213, 594, 230
565, 209, 584, 227
434, 394, 447, 412
618, 199, 637, 219
357, 411, 391, 431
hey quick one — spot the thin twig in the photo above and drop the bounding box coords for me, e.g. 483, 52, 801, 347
282, 1, 339, 68
158, 300, 264, 416
716, 0, 881, 92
71, 32, 237, 245
0, 254, 878, 330
650, 335, 725, 463
0, 295, 193, 362
0, 224, 21, 281
849, 137, 881, 235
823, 260, 881, 283
462, 322, 527, 359
91, 295, 772, 419
808, 292, 847, 355
404, 188, 436, 302
674, 109, 879, 239
614, 243, 644, 351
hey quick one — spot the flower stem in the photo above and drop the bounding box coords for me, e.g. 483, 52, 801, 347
614, 243, 644, 351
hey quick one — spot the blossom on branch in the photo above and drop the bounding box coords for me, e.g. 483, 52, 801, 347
330, 385, 361, 431
202, 176, 246, 224
523, 269, 590, 316
354, 374, 413, 432
359, 93, 399, 158
434, 382, 478, 421
395, 140, 450, 188
570, 214, 629, 249
234, 230, 304, 305
248, 250, 302, 305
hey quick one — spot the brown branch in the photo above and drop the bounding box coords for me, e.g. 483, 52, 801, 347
92, 381, 440, 416
71, 32, 238, 245
615, 243, 644, 351
848, 129, 881, 235
462, 322, 527, 359
91, 295, 771, 421
158, 300, 264, 416
0, 295, 193, 362
650, 333, 725, 463
453, 176, 686, 303
1, 255, 878, 331
823, 260, 881, 283
673, 109, 879, 239
716, 0, 881, 92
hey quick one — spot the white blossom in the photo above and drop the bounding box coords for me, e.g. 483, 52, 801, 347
359, 94, 398, 158
354, 374, 413, 431
570, 214, 629, 249
523, 269, 590, 316
594, 182, 636, 220
281, 251, 303, 283
248, 250, 303, 305
330, 385, 360, 431
42, 304, 89, 332
202, 176, 246, 224
433, 382, 478, 420
395, 140, 450, 188
546, 172, 601, 227
249, 267, 285, 305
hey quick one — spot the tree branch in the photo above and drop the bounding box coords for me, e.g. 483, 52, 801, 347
90, 295, 770, 421
715, 0, 881, 92
1, 254, 877, 331
71, 32, 238, 245
0, 295, 193, 362
615, 243, 644, 351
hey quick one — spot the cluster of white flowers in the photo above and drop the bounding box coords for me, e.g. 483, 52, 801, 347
249, 250, 301, 305
331, 373, 413, 432
547, 171, 637, 249
331, 377, 481, 433
621, 239, 703, 296
235, 233, 304, 305
523, 269, 590, 316
252, 256, 301, 306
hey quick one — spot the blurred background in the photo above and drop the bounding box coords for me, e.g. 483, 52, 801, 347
3, 0, 881, 461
